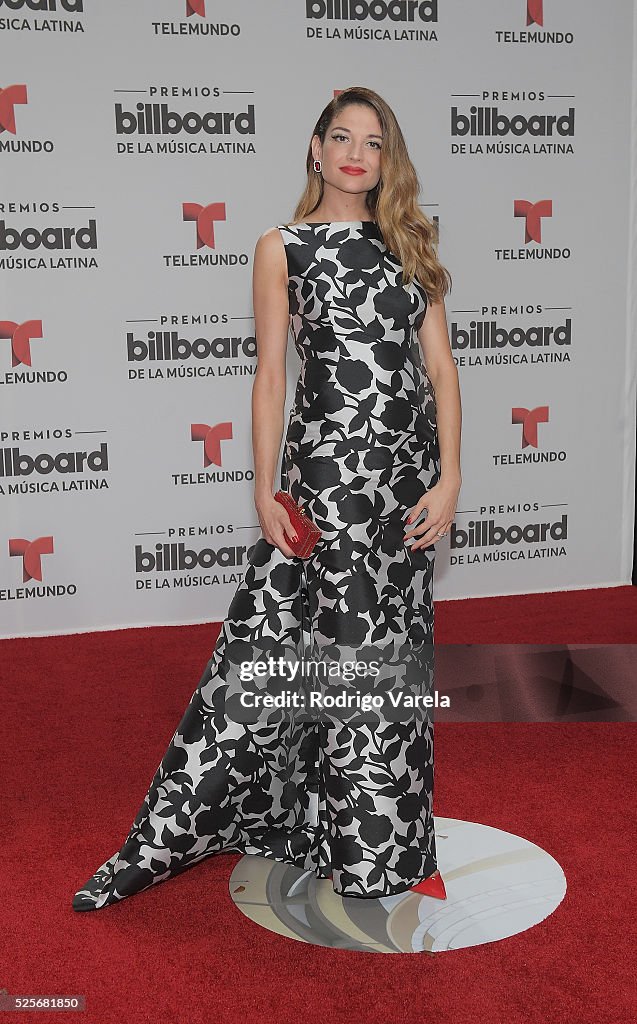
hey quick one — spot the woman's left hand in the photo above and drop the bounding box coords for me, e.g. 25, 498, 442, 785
403, 476, 461, 551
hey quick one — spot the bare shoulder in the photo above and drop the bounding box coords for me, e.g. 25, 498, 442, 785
253, 226, 287, 281
255, 225, 285, 253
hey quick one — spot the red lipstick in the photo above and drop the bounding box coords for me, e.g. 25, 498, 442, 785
340, 166, 366, 175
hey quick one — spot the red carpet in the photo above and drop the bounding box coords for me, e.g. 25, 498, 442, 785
2, 585, 635, 1024
435, 582, 637, 644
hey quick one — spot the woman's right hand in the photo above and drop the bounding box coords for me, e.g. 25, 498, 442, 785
255, 491, 298, 559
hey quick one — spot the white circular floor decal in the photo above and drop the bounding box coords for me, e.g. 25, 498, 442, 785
229, 817, 567, 953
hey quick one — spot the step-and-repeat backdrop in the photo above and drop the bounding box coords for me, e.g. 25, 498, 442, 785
2, 0, 636, 638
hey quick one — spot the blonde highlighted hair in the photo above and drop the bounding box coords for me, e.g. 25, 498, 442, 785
290, 86, 452, 304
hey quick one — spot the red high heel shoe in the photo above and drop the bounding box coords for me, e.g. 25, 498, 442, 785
324, 870, 447, 900
410, 869, 447, 899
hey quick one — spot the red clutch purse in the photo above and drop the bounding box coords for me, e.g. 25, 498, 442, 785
274, 489, 322, 558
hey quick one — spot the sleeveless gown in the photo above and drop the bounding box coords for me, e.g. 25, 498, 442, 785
72, 219, 441, 911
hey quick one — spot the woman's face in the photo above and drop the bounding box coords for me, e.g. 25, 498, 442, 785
312, 104, 383, 198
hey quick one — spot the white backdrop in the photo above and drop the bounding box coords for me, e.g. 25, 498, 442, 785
1, 0, 636, 639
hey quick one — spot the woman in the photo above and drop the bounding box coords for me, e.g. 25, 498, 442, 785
72, 86, 461, 912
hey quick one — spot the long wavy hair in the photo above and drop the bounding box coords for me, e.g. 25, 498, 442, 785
289, 86, 452, 303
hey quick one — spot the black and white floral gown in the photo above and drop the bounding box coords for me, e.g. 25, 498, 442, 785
72, 219, 441, 911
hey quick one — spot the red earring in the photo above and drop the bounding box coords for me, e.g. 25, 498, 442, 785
313, 159, 322, 172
